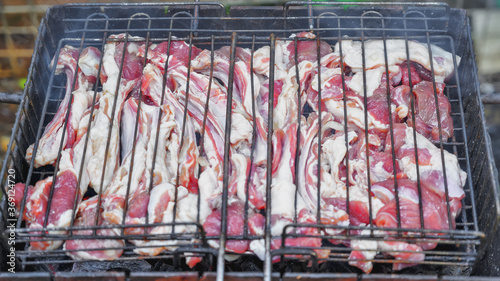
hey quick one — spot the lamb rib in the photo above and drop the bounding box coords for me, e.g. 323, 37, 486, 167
26, 46, 101, 168
86, 34, 145, 193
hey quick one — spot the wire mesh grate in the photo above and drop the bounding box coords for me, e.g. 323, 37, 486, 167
0, 2, 497, 280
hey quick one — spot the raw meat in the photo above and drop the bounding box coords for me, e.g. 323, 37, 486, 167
410, 81, 453, 142
26, 46, 101, 167
16, 34, 466, 273
86, 34, 145, 193
64, 196, 124, 260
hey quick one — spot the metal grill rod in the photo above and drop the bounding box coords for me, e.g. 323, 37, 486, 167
244, 35, 258, 239
0, 92, 23, 104
315, 35, 323, 225
288, 35, 304, 275
334, 15, 352, 234
380, 11, 403, 233
446, 32, 483, 261
216, 32, 238, 281
15, 36, 65, 230
264, 33, 276, 281
69, 12, 109, 235
423, 16, 454, 231
360, 12, 375, 234
120, 13, 152, 237
403, 10, 426, 234
144, 22, 173, 239
93, 32, 130, 234
171, 31, 194, 236
197, 35, 216, 228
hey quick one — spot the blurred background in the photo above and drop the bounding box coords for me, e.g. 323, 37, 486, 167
0, 0, 499, 167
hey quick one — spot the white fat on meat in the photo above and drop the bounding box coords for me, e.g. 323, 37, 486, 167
131, 190, 197, 256
146, 105, 176, 187
399, 126, 467, 199
27, 46, 99, 168
392, 102, 408, 120
344, 161, 387, 218
275, 40, 293, 79
78, 48, 100, 78
199, 167, 222, 210
28, 125, 65, 167
314, 68, 391, 132
86, 97, 119, 192
347, 66, 400, 97
231, 112, 253, 147
86, 36, 144, 192
119, 99, 138, 159
236, 59, 262, 116
231, 154, 250, 204
269, 214, 295, 238
60, 102, 94, 205
147, 183, 177, 221
350, 229, 378, 252
298, 60, 316, 78
273, 60, 311, 131
175, 193, 202, 234
251, 40, 289, 89
165, 126, 180, 181
321, 132, 351, 198
253, 46, 270, 76
370, 160, 393, 183
101, 34, 143, 95
249, 239, 266, 261
71, 138, 91, 190
320, 52, 340, 65
104, 103, 153, 197
101, 102, 157, 226
273, 96, 293, 131
352, 184, 385, 219
348, 229, 384, 273
309, 67, 342, 92
270, 180, 296, 219
324, 99, 389, 131
127, 42, 139, 54
149, 184, 185, 233
321, 131, 385, 219
133, 184, 192, 256
297, 113, 337, 211
100, 41, 120, 94
335, 40, 460, 82
68, 90, 94, 143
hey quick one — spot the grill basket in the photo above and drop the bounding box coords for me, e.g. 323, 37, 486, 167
1, 2, 499, 280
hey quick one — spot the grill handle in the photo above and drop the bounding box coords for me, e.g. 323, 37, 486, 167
481, 93, 500, 104
0, 92, 22, 104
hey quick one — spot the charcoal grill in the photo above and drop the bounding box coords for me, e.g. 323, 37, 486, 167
1, 2, 499, 280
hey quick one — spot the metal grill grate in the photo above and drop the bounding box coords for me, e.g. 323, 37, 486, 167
1, 2, 498, 280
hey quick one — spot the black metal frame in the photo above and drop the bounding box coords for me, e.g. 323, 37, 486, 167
1, 2, 498, 280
